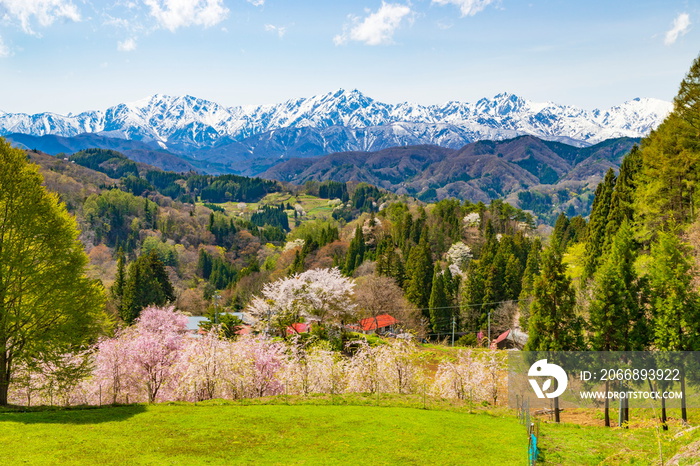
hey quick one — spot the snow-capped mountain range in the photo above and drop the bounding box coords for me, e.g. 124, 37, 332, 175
0, 89, 672, 162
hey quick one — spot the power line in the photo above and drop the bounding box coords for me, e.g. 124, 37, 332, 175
356, 297, 533, 315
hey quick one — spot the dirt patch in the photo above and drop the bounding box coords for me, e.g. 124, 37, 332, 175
667, 439, 700, 465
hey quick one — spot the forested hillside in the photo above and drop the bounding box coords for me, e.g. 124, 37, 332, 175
22, 146, 547, 343
260, 136, 638, 223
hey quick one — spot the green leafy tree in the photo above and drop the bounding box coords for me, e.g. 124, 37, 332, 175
200, 312, 244, 340
0, 140, 106, 405
551, 213, 571, 251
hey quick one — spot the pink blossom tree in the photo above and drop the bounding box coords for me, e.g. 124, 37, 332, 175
127, 307, 188, 402
218, 337, 287, 399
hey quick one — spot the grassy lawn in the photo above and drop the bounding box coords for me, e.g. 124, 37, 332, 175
0, 401, 525, 465
200, 192, 337, 226
539, 419, 700, 465
2, 396, 700, 464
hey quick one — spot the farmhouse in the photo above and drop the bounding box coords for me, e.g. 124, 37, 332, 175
349, 314, 398, 335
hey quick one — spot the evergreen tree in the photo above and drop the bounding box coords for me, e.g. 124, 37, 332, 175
404, 239, 433, 316
197, 249, 213, 280
551, 212, 570, 250
344, 224, 365, 275
429, 264, 450, 334
525, 245, 583, 423
503, 253, 524, 301
605, 146, 641, 241
648, 230, 699, 425
290, 250, 304, 275
648, 231, 699, 351
121, 251, 175, 324
589, 221, 645, 350
112, 247, 126, 302
519, 239, 541, 328
525, 246, 583, 351
635, 54, 700, 233
461, 260, 486, 329
588, 221, 644, 427
592, 222, 645, 345
674, 52, 700, 131
582, 169, 616, 280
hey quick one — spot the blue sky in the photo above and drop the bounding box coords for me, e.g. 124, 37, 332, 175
0, 0, 698, 114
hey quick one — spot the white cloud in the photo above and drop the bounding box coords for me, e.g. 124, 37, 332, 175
0, 0, 81, 35
334, 2, 413, 46
431, 0, 495, 17
265, 24, 287, 38
664, 13, 691, 46
247, 0, 264, 6
144, 0, 229, 32
117, 37, 137, 51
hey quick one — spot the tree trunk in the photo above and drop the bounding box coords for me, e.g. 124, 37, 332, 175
554, 396, 560, 423
604, 379, 610, 427
661, 396, 668, 431
0, 349, 10, 406
681, 366, 688, 423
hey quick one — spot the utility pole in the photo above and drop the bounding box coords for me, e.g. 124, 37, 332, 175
488, 310, 492, 343
451, 315, 455, 347
214, 292, 221, 325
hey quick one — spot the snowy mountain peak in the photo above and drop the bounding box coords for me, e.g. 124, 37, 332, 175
0, 90, 673, 155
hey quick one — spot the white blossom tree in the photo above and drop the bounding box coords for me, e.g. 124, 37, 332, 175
247, 268, 356, 334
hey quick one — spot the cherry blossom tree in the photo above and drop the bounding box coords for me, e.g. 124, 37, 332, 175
247, 268, 356, 334
172, 330, 228, 401
218, 337, 287, 399
346, 340, 421, 395
283, 342, 346, 395
127, 307, 188, 402
430, 349, 489, 405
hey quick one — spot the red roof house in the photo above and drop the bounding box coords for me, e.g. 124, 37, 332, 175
350, 314, 398, 334
286, 322, 311, 335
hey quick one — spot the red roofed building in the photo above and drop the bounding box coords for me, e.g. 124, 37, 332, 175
286, 322, 311, 335
490, 328, 528, 350
350, 314, 398, 334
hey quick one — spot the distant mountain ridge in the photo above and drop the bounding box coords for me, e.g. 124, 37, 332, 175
260, 135, 640, 218
0, 90, 671, 173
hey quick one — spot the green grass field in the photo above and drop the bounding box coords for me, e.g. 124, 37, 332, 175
0, 400, 525, 465
3, 396, 700, 464
206, 193, 337, 226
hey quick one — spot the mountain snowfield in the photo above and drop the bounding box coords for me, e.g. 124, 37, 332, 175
0, 89, 672, 156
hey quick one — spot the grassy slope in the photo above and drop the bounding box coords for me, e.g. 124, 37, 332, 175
2, 396, 700, 464
0, 403, 524, 465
